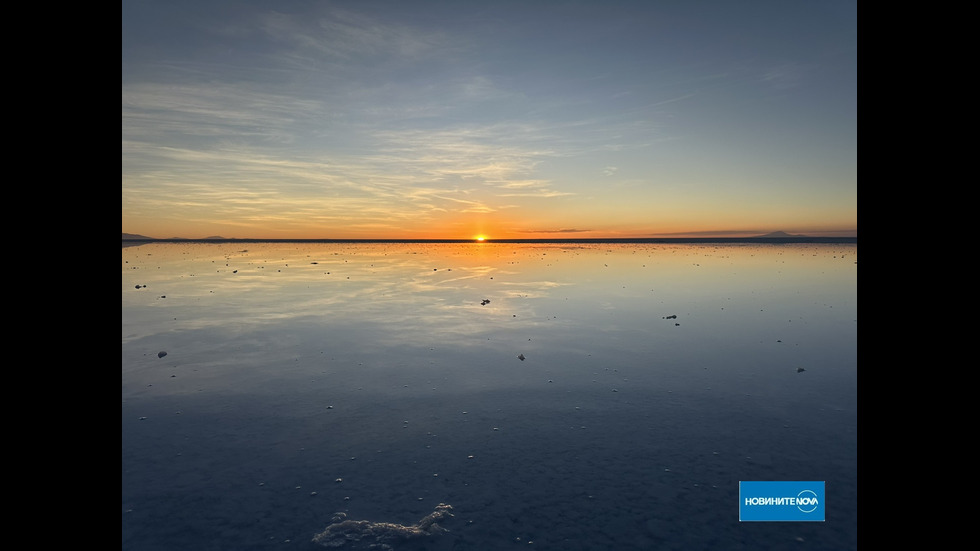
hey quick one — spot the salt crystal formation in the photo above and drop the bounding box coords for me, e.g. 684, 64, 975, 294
312, 503, 454, 549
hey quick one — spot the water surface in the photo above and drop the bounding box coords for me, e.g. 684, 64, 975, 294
122, 242, 857, 550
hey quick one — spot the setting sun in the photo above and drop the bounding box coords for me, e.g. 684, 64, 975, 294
475, 236, 486, 241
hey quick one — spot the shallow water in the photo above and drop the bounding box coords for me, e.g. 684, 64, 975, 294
122, 242, 857, 550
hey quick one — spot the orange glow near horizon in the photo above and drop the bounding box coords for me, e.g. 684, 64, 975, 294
122, 214, 858, 240
122, 198, 854, 240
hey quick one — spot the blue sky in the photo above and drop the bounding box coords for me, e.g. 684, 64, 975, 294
122, 0, 857, 239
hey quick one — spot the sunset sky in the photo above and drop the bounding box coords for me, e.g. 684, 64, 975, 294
122, 0, 856, 240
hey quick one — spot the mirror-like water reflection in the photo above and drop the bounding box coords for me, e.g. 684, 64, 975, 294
122, 242, 857, 550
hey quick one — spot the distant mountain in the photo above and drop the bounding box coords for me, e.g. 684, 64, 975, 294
755, 231, 806, 238
122, 233, 231, 240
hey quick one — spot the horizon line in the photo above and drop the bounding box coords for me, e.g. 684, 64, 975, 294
122, 236, 857, 244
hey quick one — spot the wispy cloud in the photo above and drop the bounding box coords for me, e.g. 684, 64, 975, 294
269, 8, 448, 63
762, 63, 803, 90
122, 82, 329, 146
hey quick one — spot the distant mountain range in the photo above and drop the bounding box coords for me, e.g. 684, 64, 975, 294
122, 233, 227, 240
755, 231, 806, 238
125, 230, 812, 240
122, 231, 857, 243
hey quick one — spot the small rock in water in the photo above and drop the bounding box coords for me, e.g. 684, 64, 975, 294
157, 351, 167, 358
517, 354, 526, 361
797, 367, 806, 373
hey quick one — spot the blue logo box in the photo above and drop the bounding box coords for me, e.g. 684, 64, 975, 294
739, 481, 825, 521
